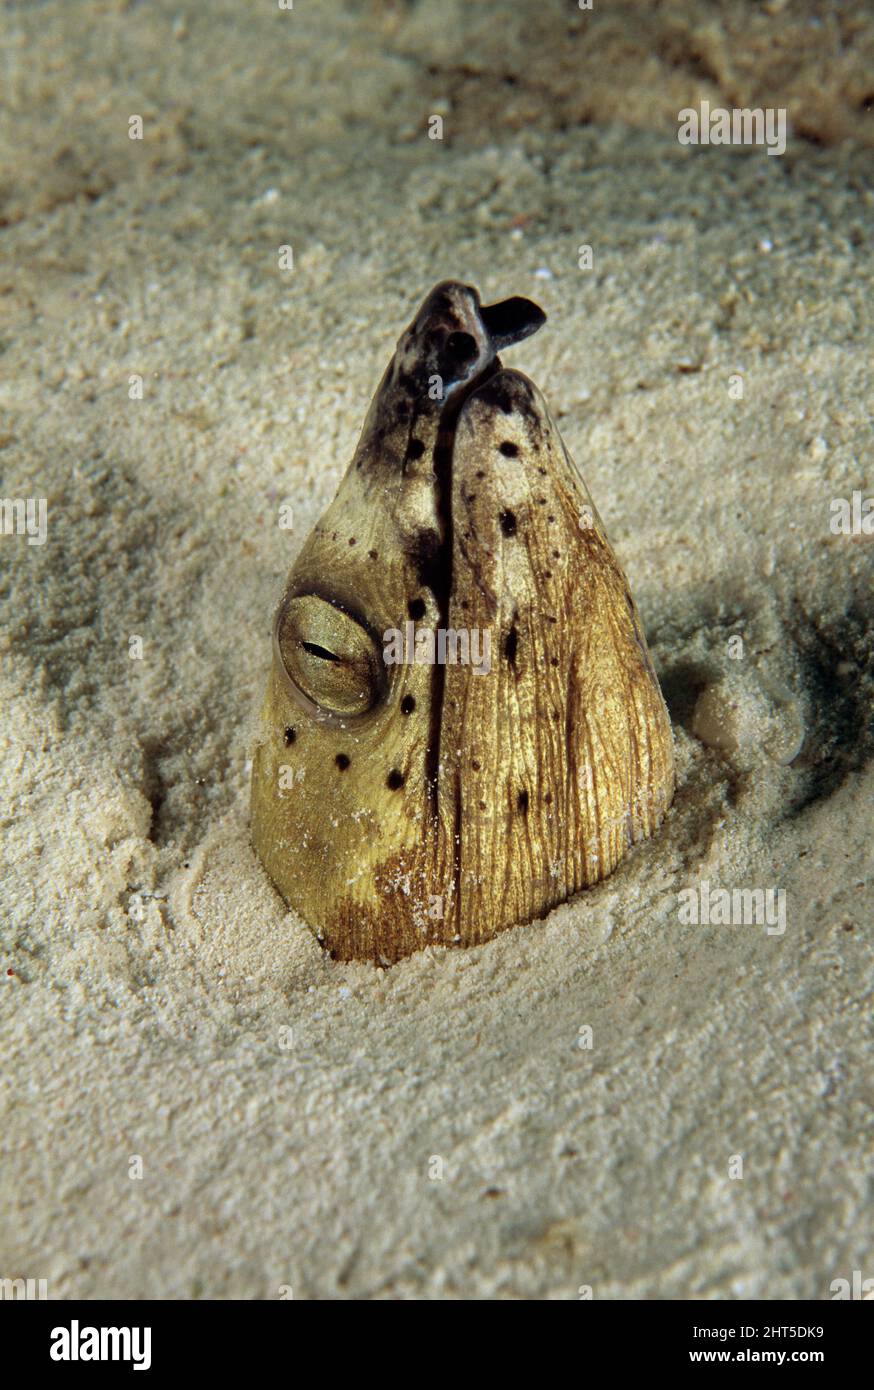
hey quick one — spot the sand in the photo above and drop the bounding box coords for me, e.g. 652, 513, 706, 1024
1, 0, 872, 1299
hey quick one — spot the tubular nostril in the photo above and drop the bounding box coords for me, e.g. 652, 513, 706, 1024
445, 330, 477, 362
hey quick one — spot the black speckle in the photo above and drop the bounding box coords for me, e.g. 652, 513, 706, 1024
387, 769, 405, 790
544, 792, 552, 805
408, 597, 426, 621
335, 753, 350, 771
517, 789, 529, 814
500, 510, 517, 537
427, 289, 453, 317
348, 537, 357, 546
499, 441, 518, 457
368, 549, 379, 560
475, 374, 518, 416
407, 438, 425, 460
504, 624, 518, 665
476, 469, 486, 479
405, 527, 442, 588
401, 695, 416, 715
284, 727, 296, 746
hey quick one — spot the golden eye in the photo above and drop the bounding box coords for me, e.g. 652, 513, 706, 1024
274, 594, 384, 718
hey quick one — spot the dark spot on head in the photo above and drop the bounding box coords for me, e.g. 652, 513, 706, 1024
284, 727, 296, 746
548, 515, 555, 523
500, 510, 517, 537
476, 374, 518, 416
544, 569, 553, 579
423, 288, 453, 319
550, 656, 559, 667
335, 753, 350, 771
538, 467, 547, 476
406, 527, 442, 588
517, 789, 529, 814
478, 799, 487, 811
348, 537, 357, 545
552, 549, 560, 558
504, 625, 518, 665
499, 441, 518, 457
396, 369, 417, 397
408, 597, 426, 621
471, 759, 481, 771
544, 792, 552, 805
368, 549, 378, 560
407, 438, 425, 460
387, 768, 405, 790
476, 469, 486, 479
401, 694, 416, 715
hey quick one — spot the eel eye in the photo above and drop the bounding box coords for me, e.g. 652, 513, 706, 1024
274, 594, 384, 718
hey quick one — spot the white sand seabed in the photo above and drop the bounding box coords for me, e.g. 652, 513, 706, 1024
1, 1, 872, 1298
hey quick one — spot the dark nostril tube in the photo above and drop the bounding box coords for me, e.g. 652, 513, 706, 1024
480, 296, 546, 350
445, 330, 478, 362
